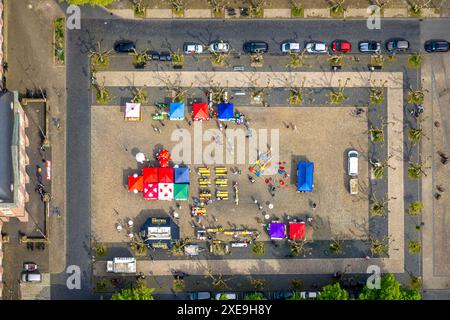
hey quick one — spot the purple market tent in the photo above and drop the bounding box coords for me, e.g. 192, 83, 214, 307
269, 222, 286, 240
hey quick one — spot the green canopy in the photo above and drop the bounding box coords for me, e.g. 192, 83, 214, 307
174, 183, 189, 200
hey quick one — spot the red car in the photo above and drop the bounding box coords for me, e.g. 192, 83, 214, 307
331, 40, 352, 53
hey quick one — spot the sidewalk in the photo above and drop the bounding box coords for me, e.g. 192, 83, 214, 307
421, 56, 450, 290
108, 6, 442, 20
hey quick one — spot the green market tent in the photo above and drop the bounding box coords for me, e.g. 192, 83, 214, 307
174, 183, 189, 200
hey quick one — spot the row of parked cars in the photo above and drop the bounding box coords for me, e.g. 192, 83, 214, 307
114, 39, 450, 55
189, 290, 321, 300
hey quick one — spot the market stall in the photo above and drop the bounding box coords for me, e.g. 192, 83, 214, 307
218, 103, 234, 121
269, 221, 286, 240
193, 102, 209, 121
125, 102, 142, 121
169, 102, 185, 120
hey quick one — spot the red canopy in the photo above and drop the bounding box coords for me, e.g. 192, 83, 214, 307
128, 175, 144, 192
289, 221, 305, 240
158, 167, 174, 183
193, 103, 209, 121
143, 167, 158, 183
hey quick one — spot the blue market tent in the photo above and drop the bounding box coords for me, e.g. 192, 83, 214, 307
174, 167, 190, 184
218, 103, 234, 121
139, 217, 180, 249
297, 161, 314, 192
169, 102, 185, 120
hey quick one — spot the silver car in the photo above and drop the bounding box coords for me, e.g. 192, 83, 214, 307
305, 42, 328, 53
359, 41, 381, 53
209, 42, 230, 53
386, 39, 409, 52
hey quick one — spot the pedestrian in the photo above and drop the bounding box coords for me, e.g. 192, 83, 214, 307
311, 202, 317, 210
224, 124, 228, 130
188, 120, 192, 126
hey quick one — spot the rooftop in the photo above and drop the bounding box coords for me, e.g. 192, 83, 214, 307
0, 91, 14, 203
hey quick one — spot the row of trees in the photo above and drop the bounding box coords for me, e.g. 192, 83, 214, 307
67, 0, 440, 19
110, 273, 420, 300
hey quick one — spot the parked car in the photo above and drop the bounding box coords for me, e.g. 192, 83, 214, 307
21, 271, 42, 283
215, 292, 237, 300
189, 292, 211, 300
23, 262, 38, 272
184, 43, 204, 54
113, 40, 136, 53
159, 51, 172, 61
358, 41, 381, 53
243, 41, 269, 54
305, 41, 328, 53
147, 50, 160, 60
424, 40, 450, 53
331, 40, 352, 53
386, 38, 409, 52
281, 42, 301, 53
348, 150, 359, 176
300, 291, 320, 299
209, 42, 230, 53
272, 290, 295, 300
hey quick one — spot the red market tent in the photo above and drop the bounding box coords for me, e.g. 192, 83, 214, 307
289, 221, 306, 240
193, 103, 209, 121
128, 175, 144, 192
143, 182, 158, 200
143, 167, 158, 184
159, 167, 174, 183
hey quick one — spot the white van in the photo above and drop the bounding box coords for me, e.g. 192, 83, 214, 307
21, 271, 42, 283
348, 150, 359, 176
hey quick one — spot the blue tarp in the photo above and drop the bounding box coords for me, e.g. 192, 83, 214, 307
297, 162, 314, 192
170, 102, 185, 120
174, 167, 190, 184
218, 103, 234, 121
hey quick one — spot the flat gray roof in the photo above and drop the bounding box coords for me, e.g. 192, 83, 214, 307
0, 91, 14, 202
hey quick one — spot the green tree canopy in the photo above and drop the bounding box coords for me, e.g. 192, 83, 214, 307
358, 273, 421, 300
111, 281, 155, 300
243, 292, 267, 300
64, 0, 117, 6
318, 283, 349, 300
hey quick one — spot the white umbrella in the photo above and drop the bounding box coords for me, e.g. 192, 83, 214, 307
136, 152, 146, 164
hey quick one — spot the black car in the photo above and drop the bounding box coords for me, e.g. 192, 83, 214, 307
424, 40, 450, 53
145, 50, 160, 60
243, 41, 269, 54
113, 40, 136, 53
159, 51, 172, 61
272, 290, 295, 300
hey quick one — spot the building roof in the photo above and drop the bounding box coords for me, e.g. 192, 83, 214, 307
0, 92, 14, 203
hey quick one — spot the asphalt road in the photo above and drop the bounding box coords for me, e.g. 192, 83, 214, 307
50, 8, 450, 299
82, 18, 423, 55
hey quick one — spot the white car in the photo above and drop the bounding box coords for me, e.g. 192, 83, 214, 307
215, 293, 237, 300
300, 291, 320, 299
348, 150, 359, 176
281, 42, 301, 53
209, 42, 230, 53
305, 42, 328, 53
184, 43, 203, 54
